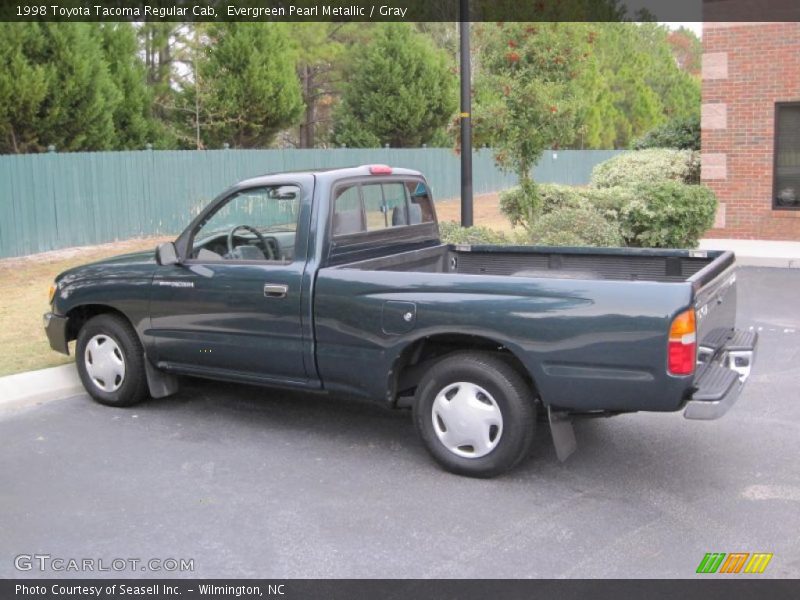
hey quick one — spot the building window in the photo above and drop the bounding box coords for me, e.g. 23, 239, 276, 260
774, 102, 800, 209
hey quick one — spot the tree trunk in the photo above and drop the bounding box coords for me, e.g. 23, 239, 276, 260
10, 127, 19, 154
157, 42, 171, 86
145, 29, 155, 85
299, 65, 316, 148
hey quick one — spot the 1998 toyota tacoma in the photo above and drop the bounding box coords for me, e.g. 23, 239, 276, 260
44, 165, 756, 477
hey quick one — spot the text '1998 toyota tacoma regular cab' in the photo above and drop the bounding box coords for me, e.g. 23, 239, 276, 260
44, 165, 757, 477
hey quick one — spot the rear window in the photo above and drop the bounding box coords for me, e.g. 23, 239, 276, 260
332, 179, 434, 236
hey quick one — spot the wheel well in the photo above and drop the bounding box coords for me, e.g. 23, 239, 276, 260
392, 334, 536, 404
65, 304, 130, 342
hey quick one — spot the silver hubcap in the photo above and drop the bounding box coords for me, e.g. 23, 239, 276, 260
432, 382, 503, 458
84, 335, 126, 393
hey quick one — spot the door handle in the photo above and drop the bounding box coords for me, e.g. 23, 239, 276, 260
263, 283, 288, 298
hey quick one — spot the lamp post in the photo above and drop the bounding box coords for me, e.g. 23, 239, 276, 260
459, 0, 473, 227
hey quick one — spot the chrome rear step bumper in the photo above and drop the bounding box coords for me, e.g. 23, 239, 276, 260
684, 330, 757, 420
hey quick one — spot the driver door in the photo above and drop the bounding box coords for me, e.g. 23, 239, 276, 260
149, 183, 310, 384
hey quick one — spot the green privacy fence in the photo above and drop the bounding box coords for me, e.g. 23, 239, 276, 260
0, 148, 621, 258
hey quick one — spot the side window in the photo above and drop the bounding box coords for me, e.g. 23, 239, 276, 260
405, 181, 435, 224
333, 184, 365, 236
190, 185, 300, 261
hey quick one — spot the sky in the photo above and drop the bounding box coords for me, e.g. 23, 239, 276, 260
660, 22, 703, 37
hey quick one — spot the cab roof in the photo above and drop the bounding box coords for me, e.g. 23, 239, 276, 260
235, 164, 424, 189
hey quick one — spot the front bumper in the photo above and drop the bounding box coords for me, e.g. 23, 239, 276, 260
43, 312, 69, 355
683, 329, 757, 420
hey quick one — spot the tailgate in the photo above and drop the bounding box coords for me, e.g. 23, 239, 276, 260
691, 252, 738, 357
684, 251, 758, 419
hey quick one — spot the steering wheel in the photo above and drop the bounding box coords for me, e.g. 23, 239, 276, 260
226, 225, 275, 260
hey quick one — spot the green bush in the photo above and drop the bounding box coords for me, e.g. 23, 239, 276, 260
501, 183, 636, 229
499, 167, 716, 249
591, 149, 700, 188
438, 221, 512, 245
621, 181, 717, 248
537, 184, 588, 214
530, 205, 624, 247
632, 115, 701, 151
582, 186, 637, 222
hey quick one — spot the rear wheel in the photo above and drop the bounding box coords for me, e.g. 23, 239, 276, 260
413, 351, 535, 478
76, 314, 149, 407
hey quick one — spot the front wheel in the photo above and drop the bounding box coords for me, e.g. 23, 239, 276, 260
413, 351, 535, 478
76, 313, 149, 407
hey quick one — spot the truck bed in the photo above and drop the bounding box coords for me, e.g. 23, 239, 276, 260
336, 243, 732, 285
316, 242, 737, 413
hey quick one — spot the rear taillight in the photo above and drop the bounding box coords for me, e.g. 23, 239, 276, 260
369, 164, 393, 175
668, 308, 696, 376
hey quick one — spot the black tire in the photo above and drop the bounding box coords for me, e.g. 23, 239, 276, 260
75, 313, 149, 407
413, 351, 535, 478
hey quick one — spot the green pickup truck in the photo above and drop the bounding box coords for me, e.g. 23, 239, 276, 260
44, 165, 756, 477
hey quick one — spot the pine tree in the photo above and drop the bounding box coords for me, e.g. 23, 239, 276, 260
572, 23, 700, 149
194, 23, 304, 148
332, 23, 458, 148
35, 23, 119, 152
293, 23, 367, 148
0, 23, 49, 153
0, 23, 119, 153
100, 23, 167, 150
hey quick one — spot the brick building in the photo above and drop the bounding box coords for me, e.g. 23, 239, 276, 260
702, 22, 800, 240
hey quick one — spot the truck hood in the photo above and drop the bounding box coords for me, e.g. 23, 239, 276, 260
56, 250, 158, 285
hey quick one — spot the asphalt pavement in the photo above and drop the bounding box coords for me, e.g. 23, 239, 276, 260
1, 267, 798, 579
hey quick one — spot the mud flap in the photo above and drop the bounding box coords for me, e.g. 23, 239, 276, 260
144, 355, 180, 399
548, 406, 577, 462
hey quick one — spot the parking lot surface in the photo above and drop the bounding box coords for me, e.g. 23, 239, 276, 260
1, 267, 798, 578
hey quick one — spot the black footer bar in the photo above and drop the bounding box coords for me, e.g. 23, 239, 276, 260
3, 579, 800, 600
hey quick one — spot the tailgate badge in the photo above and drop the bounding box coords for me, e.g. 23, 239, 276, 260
697, 304, 709, 320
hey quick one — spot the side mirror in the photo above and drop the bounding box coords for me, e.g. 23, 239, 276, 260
156, 242, 181, 266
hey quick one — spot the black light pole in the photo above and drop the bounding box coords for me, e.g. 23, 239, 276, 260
459, 0, 473, 227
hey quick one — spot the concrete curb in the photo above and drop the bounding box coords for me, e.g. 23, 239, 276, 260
0, 363, 83, 413
700, 238, 800, 269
